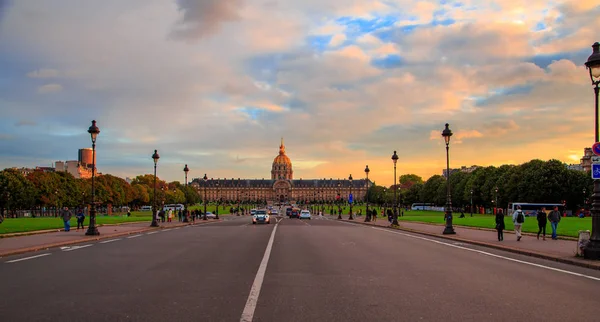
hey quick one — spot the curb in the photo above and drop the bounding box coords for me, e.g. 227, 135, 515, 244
0, 220, 221, 258
339, 219, 600, 271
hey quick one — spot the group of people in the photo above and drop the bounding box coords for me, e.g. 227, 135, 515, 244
60, 207, 86, 232
495, 206, 562, 241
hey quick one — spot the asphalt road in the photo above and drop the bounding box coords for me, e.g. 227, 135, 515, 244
2, 215, 600, 322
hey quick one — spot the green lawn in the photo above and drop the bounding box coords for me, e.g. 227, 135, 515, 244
0, 212, 153, 235
373, 210, 590, 238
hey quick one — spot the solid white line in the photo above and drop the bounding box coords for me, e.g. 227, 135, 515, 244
99, 238, 122, 244
371, 227, 600, 282
240, 223, 278, 322
6, 253, 51, 263
162, 229, 172, 232
63, 244, 93, 252
146, 231, 158, 235
173, 227, 180, 230
127, 234, 142, 239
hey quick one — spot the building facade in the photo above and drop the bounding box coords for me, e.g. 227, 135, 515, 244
191, 139, 370, 204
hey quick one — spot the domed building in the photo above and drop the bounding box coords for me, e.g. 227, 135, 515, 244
192, 139, 370, 205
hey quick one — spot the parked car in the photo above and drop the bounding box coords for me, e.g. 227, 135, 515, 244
140, 206, 152, 211
299, 210, 311, 220
252, 209, 270, 224
204, 212, 216, 219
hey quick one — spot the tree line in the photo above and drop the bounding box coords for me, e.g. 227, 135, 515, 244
0, 169, 200, 217
366, 159, 593, 212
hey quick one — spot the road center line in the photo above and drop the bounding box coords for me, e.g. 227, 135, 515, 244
371, 227, 600, 282
99, 238, 122, 244
6, 253, 51, 263
127, 234, 142, 239
240, 223, 278, 322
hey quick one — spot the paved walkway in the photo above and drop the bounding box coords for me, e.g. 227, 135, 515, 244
332, 215, 600, 270
0, 219, 220, 257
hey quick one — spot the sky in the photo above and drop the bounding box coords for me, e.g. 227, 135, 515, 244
0, 0, 599, 186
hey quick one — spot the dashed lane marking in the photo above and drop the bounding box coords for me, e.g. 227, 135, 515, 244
5, 253, 51, 263
127, 235, 142, 239
63, 244, 93, 252
99, 238, 122, 244
146, 231, 158, 235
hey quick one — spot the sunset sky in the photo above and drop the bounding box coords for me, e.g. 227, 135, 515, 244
0, 0, 599, 186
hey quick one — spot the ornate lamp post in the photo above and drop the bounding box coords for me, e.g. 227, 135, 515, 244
494, 186, 499, 214
215, 181, 220, 219
470, 188, 474, 217
85, 120, 100, 236
337, 181, 342, 219
391, 151, 399, 226
364, 165, 370, 222
442, 123, 456, 234
584, 42, 600, 259
150, 150, 160, 227
584, 188, 587, 209
348, 174, 354, 220
183, 164, 189, 222
203, 174, 208, 220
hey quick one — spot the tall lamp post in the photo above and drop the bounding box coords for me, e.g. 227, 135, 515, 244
150, 150, 160, 227
583, 188, 587, 209
470, 188, 473, 217
364, 165, 370, 222
183, 164, 189, 223
391, 151, 399, 226
337, 182, 342, 219
85, 120, 100, 236
215, 182, 220, 219
203, 174, 208, 220
442, 123, 456, 234
494, 186, 499, 214
584, 42, 600, 259
348, 174, 354, 220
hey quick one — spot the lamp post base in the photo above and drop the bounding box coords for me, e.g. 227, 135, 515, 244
583, 240, 600, 260
85, 226, 100, 236
150, 221, 159, 227
442, 226, 456, 235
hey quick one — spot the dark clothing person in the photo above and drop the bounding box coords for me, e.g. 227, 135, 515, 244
495, 209, 505, 241
536, 209, 547, 240
61, 208, 73, 232
76, 210, 85, 230
548, 208, 561, 240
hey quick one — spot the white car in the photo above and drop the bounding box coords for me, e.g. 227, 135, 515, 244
299, 210, 311, 220
252, 209, 270, 224
204, 212, 216, 219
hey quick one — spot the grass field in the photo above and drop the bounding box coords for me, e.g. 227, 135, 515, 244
0, 212, 153, 235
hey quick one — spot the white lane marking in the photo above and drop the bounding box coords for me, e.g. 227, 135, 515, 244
146, 231, 158, 235
240, 223, 278, 322
99, 238, 122, 244
6, 253, 51, 263
127, 234, 142, 239
371, 227, 600, 282
173, 227, 180, 230
162, 229, 172, 232
299, 219, 311, 226
63, 244, 93, 252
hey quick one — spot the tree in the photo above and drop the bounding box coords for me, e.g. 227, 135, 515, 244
0, 169, 36, 216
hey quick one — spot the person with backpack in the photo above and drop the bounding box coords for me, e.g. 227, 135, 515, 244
548, 206, 561, 240
512, 206, 525, 241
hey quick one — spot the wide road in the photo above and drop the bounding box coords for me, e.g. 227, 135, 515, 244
1, 215, 600, 321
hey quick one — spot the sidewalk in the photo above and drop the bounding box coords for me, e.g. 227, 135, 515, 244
0, 219, 219, 258
333, 215, 600, 270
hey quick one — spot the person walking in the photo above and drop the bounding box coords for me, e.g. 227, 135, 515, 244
536, 207, 547, 240
512, 206, 525, 241
61, 207, 73, 232
548, 206, 561, 240
495, 208, 505, 241
76, 208, 85, 231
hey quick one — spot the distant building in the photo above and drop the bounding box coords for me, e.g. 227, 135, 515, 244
54, 160, 93, 179
567, 164, 584, 171
11, 167, 55, 176
442, 165, 480, 178
78, 148, 95, 167
581, 147, 593, 172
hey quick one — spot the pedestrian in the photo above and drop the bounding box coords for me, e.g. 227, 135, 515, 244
76, 208, 85, 231
61, 207, 73, 232
495, 208, 505, 241
167, 209, 173, 222
178, 209, 182, 222
536, 207, 547, 240
159, 209, 166, 222
371, 208, 377, 222
512, 206, 525, 241
548, 206, 561, 240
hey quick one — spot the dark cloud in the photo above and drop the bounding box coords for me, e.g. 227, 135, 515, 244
171, 0, 244, 40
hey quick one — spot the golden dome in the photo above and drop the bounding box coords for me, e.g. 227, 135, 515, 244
273, 138, 291, 166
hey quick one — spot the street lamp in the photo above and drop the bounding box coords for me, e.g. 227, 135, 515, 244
442, 123, 456, 235
584, 42, 600, 260
183, 164, 189, 223
215, 181, 220, 219
337, 181, 342, 220
364, 165, 370, 222
85, 120, 100, 236
391, 151, 399, 226
348, 174, 354, 220
150, 150, 160, 227
203, 174, 208, 220
470, 188, 473, 217
494, 186, 499, 213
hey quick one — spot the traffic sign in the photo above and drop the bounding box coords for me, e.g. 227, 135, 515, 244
593, 164, 600, 179
348, 193, 353, 204
593, 142, 600, 156
593, 156, 600, 163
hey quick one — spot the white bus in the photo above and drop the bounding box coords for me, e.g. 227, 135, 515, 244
163, 204, 185, 212
507, 202, 564, 217
411, 203, 435, 210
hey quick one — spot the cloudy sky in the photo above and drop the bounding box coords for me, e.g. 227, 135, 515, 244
0, 0, 598, 185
